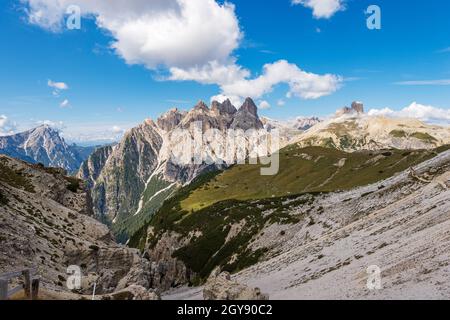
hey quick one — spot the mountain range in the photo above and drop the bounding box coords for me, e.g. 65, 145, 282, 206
0, 125, 95, 174
78, 98, 277, 238
1, 98, 450, 300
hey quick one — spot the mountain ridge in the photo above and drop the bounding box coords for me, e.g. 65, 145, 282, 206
0, 125, 96, 174
78, 98, 268, 237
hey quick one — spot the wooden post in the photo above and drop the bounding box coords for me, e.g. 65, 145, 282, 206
0, 278, 8, 300
31, 278, 40, 300
22, 270, 31, 300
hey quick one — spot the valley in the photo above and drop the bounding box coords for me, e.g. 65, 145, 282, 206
1, 100, 450, 300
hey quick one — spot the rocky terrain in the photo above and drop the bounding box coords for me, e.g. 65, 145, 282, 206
0, 155, 158, 299
261, 116, 321, 146
129, 142, 450, 294
296, 102, 450, 151
163, 148, 450, 299
0, 125, 95, 174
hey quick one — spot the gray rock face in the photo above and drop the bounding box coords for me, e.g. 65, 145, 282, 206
88, 121, 163, 224
203, 270, 269, 300
157, 108, 186, 132
211, 99, 237, 116
336, 101, 365, 116
0, 125, 94, 174
144, 230, 193, 291
77, 145, 113, 189
230, 98, 264, 131
351, 101, 364, 114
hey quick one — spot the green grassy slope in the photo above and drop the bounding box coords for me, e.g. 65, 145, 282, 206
181, 145, 444, 212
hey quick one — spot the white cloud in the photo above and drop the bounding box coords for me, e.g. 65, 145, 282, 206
180, 60, 342, 103
60, 99, 70, 108
219, 60, 342, 100
24, 0, 241, 70
368, 102, 450, 124
292, 0, 344, 19
394, 79, 450, 86
0, 115, 17, 136
210, 94, 243, 108
258, 100, 271, 110
24, 1, 342, 103
277, 99, 286, 107
48, 79, 69, 96
48, 79, 68, 90
168, 61, 249, 85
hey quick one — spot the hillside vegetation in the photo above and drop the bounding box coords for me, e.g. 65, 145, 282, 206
130, 145, 449, 283
180, 145, 447, 212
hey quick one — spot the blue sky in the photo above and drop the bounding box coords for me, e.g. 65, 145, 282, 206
0, 0, 449, 144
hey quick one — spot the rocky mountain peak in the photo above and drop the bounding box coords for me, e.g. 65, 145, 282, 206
240, 97, 258, 116
336, 101, 365, 117
351, 101, 364, 114
230, 98, 263, 131
157, 108, 185, 131
194, 100, 209, 112
211, 99, 237, 116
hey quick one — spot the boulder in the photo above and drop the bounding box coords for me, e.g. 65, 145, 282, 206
103, 285, 160, 300
203, 270, 269, 300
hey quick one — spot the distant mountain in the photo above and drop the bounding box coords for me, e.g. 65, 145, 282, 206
261, 116, 322, 146
78, 98, 268, 237
0, 125, 96, 174
296, 102, 450, 151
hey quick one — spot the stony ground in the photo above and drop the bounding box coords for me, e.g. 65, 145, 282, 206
0, 155, 153, 297
164, 150, 450, 300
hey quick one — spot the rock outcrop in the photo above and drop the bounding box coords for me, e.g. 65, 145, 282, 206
203, 270, 268, 300
230, 98, 264, 131
0, 155, 152, 297
336, 101, 365, 117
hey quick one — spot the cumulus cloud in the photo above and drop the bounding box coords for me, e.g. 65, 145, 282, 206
220, 60, 342, 100
292, 0, 344, 19
210, 93, 243, 108
168, 61, 250, 86
368, 102, 450, 125
24, 1, 342, 104
0, 115, 17, 136
277, 99, 286, 107
179, 60, 342, 103
24, 0, 241, 70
